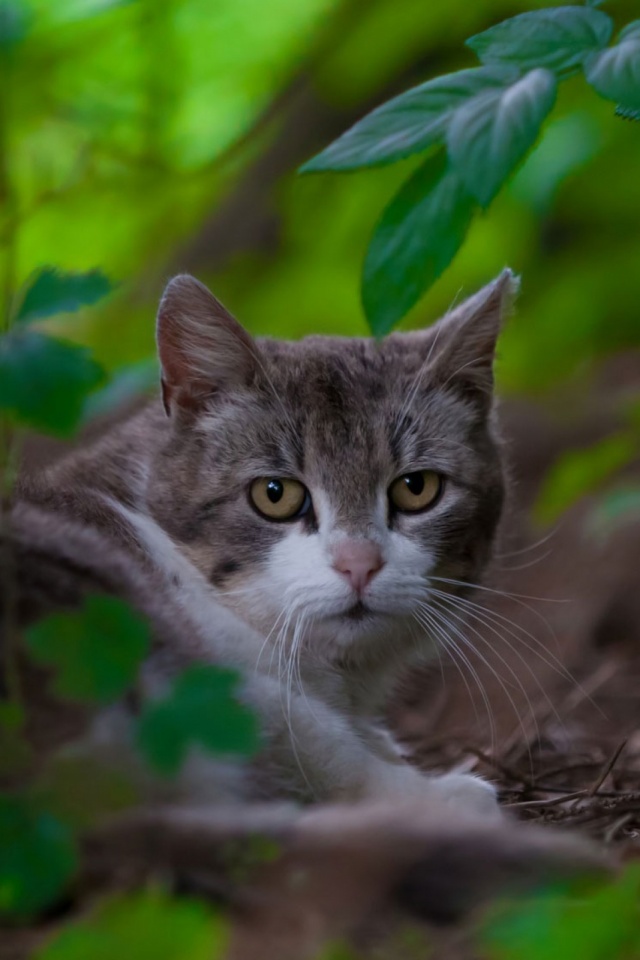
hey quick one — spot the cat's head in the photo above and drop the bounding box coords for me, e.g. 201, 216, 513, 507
148, 271, 517, 665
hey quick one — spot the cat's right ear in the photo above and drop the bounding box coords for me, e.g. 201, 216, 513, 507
156, 274, 258, 417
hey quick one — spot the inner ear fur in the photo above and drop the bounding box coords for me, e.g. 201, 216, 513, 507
402, 268, 519, 405
156, 274, 258, 416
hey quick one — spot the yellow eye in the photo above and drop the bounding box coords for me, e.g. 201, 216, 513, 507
389, 471, 442, 513
250, 478, 309, 521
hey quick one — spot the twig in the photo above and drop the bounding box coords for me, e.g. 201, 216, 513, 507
604, 813, 633, 844
586, 740, 627, 798
504, 790, 586, 809
464, 746, 535, 790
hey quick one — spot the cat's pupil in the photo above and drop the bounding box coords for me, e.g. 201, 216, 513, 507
266, 479, 283, 503
404, 473, 424, 496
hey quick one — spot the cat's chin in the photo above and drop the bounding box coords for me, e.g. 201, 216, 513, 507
309, 605, 407, 658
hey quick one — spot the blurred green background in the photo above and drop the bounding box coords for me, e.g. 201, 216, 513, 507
2, 0, 639, 401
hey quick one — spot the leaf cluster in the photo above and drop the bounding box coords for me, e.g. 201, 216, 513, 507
302, 3, 640, 335
0, 269, 110, 436
0, 268, 260, 923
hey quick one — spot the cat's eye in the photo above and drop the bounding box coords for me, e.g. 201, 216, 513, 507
388, 471, 443, 513
250, 477, 310, 521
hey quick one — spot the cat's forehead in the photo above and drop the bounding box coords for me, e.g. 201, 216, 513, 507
259, 333, 426, 391
216, 334, 481, 481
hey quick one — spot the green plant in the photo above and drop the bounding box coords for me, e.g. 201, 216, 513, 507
302, 2, 640, 336
0, 266, 260, 925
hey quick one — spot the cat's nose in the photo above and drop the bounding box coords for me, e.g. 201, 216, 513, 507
332, 540, 384, 594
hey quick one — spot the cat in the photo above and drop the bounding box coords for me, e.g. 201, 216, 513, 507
6, 268, 517, 816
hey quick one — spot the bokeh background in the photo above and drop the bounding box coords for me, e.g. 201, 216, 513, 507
4, 0, 639, 392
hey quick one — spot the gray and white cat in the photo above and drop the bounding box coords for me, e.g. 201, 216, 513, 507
8, 268, 517, 816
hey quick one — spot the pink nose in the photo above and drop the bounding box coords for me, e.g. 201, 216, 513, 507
332, 540, 384, 594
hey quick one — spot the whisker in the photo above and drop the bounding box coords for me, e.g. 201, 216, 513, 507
414, 606, 495, 747
495, 549, 553, 573
494, 523, 560, 560
428, 574, 563, 649
430, 587, 594, 699
426, 597, 540, 751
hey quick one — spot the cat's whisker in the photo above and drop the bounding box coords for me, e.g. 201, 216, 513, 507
495, 549, 553, 573
254, 605, 289, 675
270, 602, 297, 681
251, 352, 301, 445
416, 603, 501, 752
428, 574, 563, 650
440, 357, 493, 398
391, 323, 447, 443
407, 613, 447, 693
282, 611, 316, 798
428, 587, 592, 700
494, 523, 561, 561
425, 596, 540, 751
429, 574, 566, 606
412, 606, 496, 747
293, 616, 321, 723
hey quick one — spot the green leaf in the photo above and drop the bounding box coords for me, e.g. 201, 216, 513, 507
26, 596, 150, 704
137, 665, 260, 776
17, 268, 114, 324
300, 66, 518, 172
615, 103, 640, 120
33, 888, 228, 960
483, 866, 640, 960
0, 0, 28, 50
588, 486, 640, 538
447, 69, 557, 207
585, 0, 607, 7
467, 7, 613, 73
362, 151, 476, 336
35, 756, 139, 830
584, 28, 640, 111
0, 330, 105, 436
534, 432, 636, 525
0, 795, 77, 920
619, 21, 640, 43
0, 704, 32, 777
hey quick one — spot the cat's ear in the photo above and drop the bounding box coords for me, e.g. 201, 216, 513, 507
420, 269, 519, 406
156, 274, 258, 416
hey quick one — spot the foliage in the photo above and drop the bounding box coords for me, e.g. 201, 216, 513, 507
302, 3, 639, 335
33, 888, 229, 960
361, 150, 475, 335
16, 267, 114, 324
26, 595, 151, 703
0, 331, 104, 436
482, 866, 640, 960
0, 794, 77, 920
137, 665, 260, 776
534, 431, 637, 524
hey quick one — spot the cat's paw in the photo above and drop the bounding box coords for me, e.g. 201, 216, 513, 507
362, 760, 501, 821
426, 772, 501, 821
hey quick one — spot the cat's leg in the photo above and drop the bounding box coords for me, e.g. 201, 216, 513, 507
243, 676, 500, 819
350, 719, 500, 818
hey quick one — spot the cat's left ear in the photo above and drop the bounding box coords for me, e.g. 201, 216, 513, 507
156, 274, 258, 417
417, 269, 519, 407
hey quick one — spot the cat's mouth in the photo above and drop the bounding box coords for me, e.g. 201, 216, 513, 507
342, 600, 371, 622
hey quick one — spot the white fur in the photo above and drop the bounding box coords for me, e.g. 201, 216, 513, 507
106, 494, 498, 818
